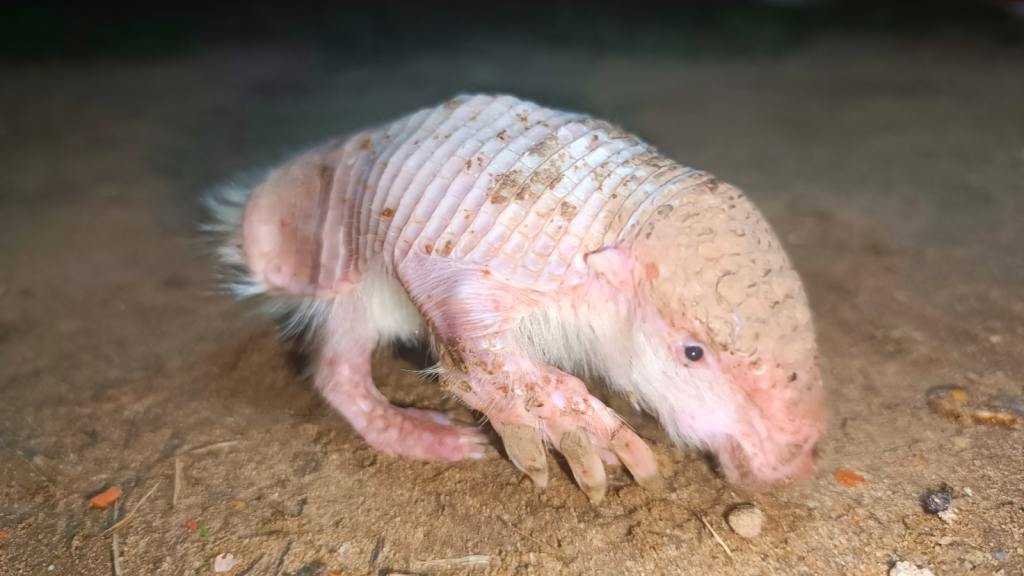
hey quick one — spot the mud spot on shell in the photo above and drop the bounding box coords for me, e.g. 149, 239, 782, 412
424, 244, 433, 255
716, 274, 747, 305
527, 134, 562, 158
515, 185, 539, 202
530, 167, 558, 187
358, 137, 373, 151
591, 163, 613, 184
440, 240, 454, 257
381, 207, 395, 218
559, 201, 578, 220
454, 380, 472, 393
496, 130, 509, 142
487, 170, 525, 205
444, 99, 463, 109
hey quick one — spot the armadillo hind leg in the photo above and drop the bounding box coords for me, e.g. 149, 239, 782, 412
402, 256, 658, 503
315, 292, 491, 462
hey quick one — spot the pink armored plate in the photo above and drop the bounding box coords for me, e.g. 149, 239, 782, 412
205, 94, 826, 502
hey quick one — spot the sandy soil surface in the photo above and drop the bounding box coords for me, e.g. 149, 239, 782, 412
1, 30, 1023, 576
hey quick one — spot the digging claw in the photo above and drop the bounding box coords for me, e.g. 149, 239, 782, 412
495, 423, 549, 488
610, 426, 659, 490
559, 430, 607, 503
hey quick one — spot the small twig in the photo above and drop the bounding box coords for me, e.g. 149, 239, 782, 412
189, 440, 238, 456
410, 555, 491, 571
699, 516, 733, 558
370, 536, 385, 565
412, 466, 456, 487
103, 480, 163, 538
497, 515, 560, 558
111, 500, 123, 576
172, 456, 182, 508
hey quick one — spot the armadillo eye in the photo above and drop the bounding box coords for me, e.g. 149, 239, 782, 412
685, 345, 704, 362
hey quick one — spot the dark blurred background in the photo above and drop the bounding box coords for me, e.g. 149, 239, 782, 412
3, 0, 1023, 62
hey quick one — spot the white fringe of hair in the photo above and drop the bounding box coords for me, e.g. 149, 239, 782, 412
199, 174, 332, 345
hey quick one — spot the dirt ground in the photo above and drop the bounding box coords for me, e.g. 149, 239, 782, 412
2, 25, 1024, 576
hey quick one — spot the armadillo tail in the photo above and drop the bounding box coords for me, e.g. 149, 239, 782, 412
200, 176, 332, 343
200, 178, 264, 300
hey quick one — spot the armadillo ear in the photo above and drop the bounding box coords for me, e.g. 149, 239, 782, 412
585, 246, 636, 292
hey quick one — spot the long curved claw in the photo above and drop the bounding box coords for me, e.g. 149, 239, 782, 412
610, 426, 660, 490
559, 430, 607, 503
494, 423, 549, 488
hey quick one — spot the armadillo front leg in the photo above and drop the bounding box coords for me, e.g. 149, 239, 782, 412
316, 297, 491, 462
406, 264, 658, 503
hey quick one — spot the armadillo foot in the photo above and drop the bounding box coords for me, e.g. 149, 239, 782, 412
316, 354, 493, 462
485, 381, 659, 503
375, 407, 493, 462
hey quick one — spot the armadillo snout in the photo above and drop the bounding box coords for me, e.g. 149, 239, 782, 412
716, 432, 820, 494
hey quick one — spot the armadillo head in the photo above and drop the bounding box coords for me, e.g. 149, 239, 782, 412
590, 179, 825, 493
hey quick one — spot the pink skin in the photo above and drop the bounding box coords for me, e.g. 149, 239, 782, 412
242, 156, 493, 462
241, 155, 658, 482
241, 153, 659, 500
626, 240, 825, 494
714, 351, 824, 491
315, 302, 491, 462
231, 96, 825, 500
241, 157, 820, 499
398, 257, 659, 500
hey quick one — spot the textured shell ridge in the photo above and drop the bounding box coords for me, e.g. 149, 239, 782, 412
233, 94, 726, 299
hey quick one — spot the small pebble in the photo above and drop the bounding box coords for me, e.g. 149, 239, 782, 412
889, 561, 934, 576
727, 505, 764, 538
214, 553, 235, 572
921, 486, 952, 515
952, 436, 970, 449
996, 551, 1006, 561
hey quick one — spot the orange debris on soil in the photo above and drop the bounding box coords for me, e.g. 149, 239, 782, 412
186, 520, 199, 532
89, 487, 121, 508
835, 469, 865, 487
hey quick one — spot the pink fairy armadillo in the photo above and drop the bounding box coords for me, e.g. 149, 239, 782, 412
205, 94, 825, 501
